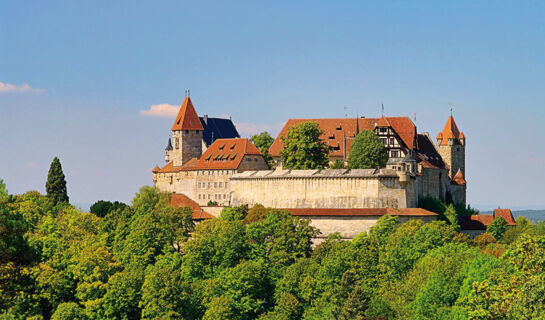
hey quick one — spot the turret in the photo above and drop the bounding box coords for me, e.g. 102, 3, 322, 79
165, 137, 173, 163
170, 96, 204, 166
436, 115, 466, 179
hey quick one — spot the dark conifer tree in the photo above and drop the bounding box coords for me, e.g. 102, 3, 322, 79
46, 157, 69, 205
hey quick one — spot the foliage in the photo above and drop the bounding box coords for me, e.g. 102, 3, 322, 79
45, 157, 69, 205
207, 200, 218, 206
250, 132, 275, 168
0, 179, 8, 203
487, 217, 509, 241
89, 200, 127, 218
330, 159, 346, 169
280, 121, 329, 169
3, 182, 545, 319
348, 130, 389, 169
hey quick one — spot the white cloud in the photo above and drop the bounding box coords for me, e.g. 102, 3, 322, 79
139, 103, 179, 118
235, 122, 285, 137
0, 81, 45, 93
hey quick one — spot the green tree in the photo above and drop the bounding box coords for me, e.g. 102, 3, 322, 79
203, 260, 272, 319
487, 217, 508, 241
251, 132, 275, 168
181, 218, 249, 279
140, 252, 203, 320
51, 302, 87, 320
246, 209, 317, 281
280, 121, 329, 169
46, 157, 69, 205
0, 179, 8, 203
444, 204, 461, 232
348, 130, 389, 169
89, 200, 127, 218
368, 214, 400, 246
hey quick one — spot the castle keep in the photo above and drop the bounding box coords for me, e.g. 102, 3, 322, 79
152, 95, 467, 239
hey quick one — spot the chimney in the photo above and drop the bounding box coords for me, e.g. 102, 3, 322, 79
203, 114, 208, 125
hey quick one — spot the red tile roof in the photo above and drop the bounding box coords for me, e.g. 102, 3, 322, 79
269, 117, 416, 158
172, 97, 204, 131
459, 215, 494, 230
285, 207, 438, 217
155, 158, 199, 173
459, 208, 516, 230
152, 165, 160, 173
170, 193, 214, 220
453, 169, 467, 185
493, 208, 516, 226
437, 116, 464, 146
194, 138, 262, 170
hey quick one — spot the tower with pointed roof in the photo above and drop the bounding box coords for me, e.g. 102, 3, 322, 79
436, 115, 466, 180
169, 96, 205, 166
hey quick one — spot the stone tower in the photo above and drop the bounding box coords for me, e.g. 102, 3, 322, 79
170, 96, 204, 166
436, 115, 466, 179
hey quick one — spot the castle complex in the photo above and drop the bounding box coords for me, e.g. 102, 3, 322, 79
152, 95, 468, 239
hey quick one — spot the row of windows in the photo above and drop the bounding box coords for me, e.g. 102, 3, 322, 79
198, 181, 228, 189
380, 137, 397, 146
196, 170, 235, 175
198, 194, 228, 200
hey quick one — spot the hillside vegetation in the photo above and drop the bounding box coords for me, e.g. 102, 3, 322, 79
1, 182, 545, 319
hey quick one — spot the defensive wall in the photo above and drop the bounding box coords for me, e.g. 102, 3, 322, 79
230, 168, 417, 209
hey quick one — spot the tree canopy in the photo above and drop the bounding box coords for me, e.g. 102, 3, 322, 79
2, 177, 545, 319
46, 157, 69, 205
348, 130, 389, 169
280, 121, 330, 169
250, 131, 275, 168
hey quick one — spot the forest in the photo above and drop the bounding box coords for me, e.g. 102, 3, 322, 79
1, 172, 545, 319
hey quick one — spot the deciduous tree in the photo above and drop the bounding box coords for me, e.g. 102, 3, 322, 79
348, 130, 389, 169
280, 121, 329, 169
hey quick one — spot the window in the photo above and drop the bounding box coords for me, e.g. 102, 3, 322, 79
219, 182, 222, 188
225, 182, 228, 188
175, 138, 179, 149
185, 130, 189, 134
208, 182, 211, 188
198, 182, 201, 188
214, 182, 217, 188
380, 127, 387, 133
389, 138, 394, 145
380, 138, 387, 144
391, 151, 399, 158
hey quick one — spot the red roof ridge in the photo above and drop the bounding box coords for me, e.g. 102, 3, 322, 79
171, 96, 204, 131
284, 207, 438, 217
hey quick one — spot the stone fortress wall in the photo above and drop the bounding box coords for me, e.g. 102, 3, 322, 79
230, 168, 417, 209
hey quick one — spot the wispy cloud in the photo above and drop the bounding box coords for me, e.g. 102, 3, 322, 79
235, 122, 285, 137
0, 81, 45, 93
139, 103, 179, 118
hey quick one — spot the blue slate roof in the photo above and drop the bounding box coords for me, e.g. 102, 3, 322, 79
199, 116, 240, 146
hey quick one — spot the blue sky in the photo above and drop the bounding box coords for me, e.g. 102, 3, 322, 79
1, 1, 545, 210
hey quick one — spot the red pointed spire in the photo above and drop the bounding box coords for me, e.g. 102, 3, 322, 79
171, 96, 204, 131
437, 116, 464, 146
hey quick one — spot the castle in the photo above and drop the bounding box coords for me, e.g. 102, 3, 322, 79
152, 95, 468, 240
